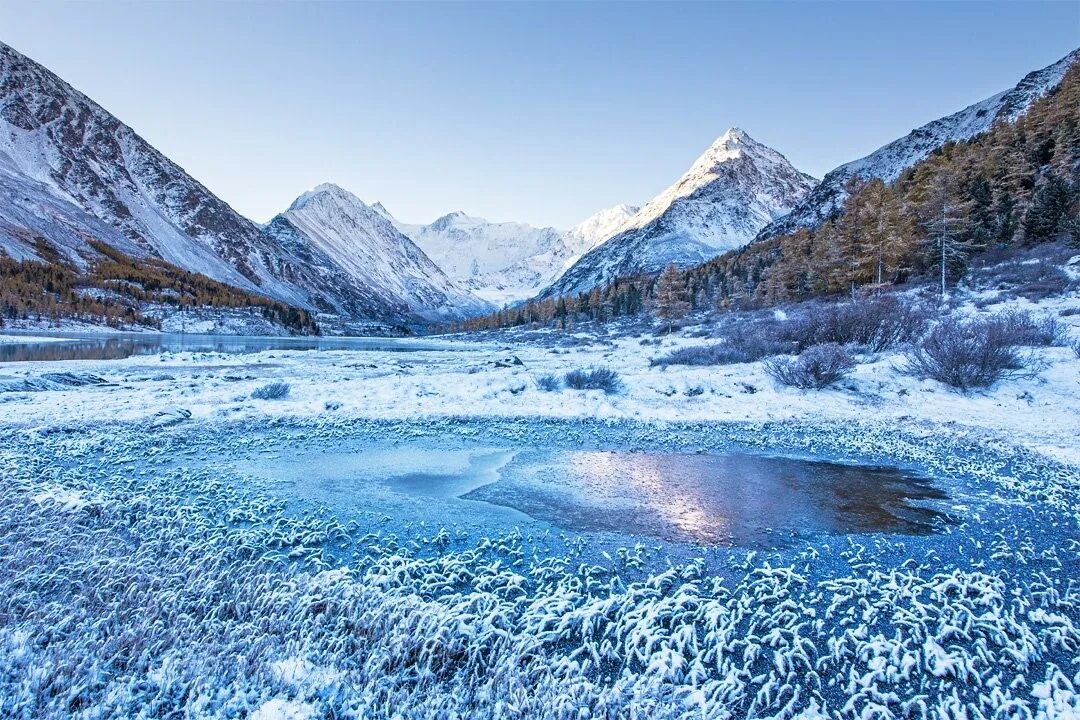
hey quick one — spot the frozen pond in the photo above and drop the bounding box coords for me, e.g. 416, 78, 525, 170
231, 442, 948, 547
0, 331, 468, 362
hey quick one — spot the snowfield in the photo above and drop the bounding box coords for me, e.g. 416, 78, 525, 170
1, 295, 1077, 464
0, 293, 1078, 719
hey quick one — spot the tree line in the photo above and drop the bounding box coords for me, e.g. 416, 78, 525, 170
0, 238, 319, 334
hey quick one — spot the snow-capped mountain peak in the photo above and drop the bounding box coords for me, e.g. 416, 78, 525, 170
286, 182, 361, 213
264, 184, 490, 322
0, 41, 490, 330
370, 200, 393, 221
541, 128, 817, 298
619, 127, 813, 238
377, 202, 642, 308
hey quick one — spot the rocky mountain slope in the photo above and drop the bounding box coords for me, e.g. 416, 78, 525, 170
385, 204, 638, 306
0, 41, 485, 329
543, 128, 817, 297
263, 185, 490, 323
755, 48, 1080, 241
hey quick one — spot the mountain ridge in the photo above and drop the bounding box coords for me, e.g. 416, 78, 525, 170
754, 48, 1080, 242
0, 41, 487, 330
263, 184, 490, 323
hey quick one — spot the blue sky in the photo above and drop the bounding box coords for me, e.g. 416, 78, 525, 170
1, 1, 1076, 228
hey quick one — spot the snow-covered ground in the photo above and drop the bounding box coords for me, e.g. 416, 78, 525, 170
1, 291, 1078, 719
1, 296, 1077, 464
0, 334, 69, 344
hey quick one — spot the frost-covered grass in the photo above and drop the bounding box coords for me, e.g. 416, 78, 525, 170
0, 417, 1078, 718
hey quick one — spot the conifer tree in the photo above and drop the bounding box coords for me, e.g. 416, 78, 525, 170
652, 263, 690, 333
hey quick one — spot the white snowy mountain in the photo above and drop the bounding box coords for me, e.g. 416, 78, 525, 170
383, 203, 638, 306
263, 185, 490, 323
561, 203, 639, 259
755, 48, 1080, 242
543, 128, 817, 298
0, 41, 485, 328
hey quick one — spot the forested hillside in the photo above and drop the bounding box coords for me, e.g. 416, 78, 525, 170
450, 60, 1079, 332
0, 239, 320, 334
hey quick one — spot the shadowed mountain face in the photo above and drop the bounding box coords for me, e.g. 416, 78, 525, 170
0, 41, 487, 328
263, 184, 491, 323
543, 128, 817, 298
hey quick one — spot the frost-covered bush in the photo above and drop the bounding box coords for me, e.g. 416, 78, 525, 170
652, 329, 792, 366
764, 343, 855, 389
535, 374, 562, 391
780, 297, 929, 352
985, 310, 1068, 347
251, 381, 290, 400
563, 367, 623, 394
1071, 338, 1080, 359
904, 317, 1031, 391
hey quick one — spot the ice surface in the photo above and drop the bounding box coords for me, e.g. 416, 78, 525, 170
184, 431, 952, 548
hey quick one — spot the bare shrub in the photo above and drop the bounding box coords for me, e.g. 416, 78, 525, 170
780, 297, 929, 352
535, 374, 562, 391
564, 367, 623, 394
986, 310, 1068, 347
763, 343, 855, 389
1072, 338, 1080, 359
251, 381, 290, 400
965, 243, 1078, 301
904, 317, 1031, 391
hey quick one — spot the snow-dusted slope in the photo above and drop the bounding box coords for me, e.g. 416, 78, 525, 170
543, 129, 816, 298
756, 49, 1080, 241
561, 203, 639, 259
0, 40, 291, 293
264, 185, 491, 322
0, 41, 488, 327
0, 149, 147, 268
385, 204, 638, 306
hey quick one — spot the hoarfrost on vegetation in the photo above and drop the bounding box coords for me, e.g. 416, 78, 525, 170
0, 417, 1078, 718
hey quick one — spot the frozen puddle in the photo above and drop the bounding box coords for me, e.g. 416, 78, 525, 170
234, 444, 948, 547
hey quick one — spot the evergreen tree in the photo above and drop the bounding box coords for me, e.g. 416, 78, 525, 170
652, 263, 690, 333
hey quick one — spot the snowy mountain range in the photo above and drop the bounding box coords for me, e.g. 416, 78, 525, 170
542, 128, 817, 298
382, 203, 638, 306
0, 41, 485, 329
4, 37, 1076, 328
754, 48, 1080, 242
263, 185, 489, 323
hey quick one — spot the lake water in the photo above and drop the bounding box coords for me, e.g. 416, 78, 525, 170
0, 332, 465, 362
231, 443, 948, 547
